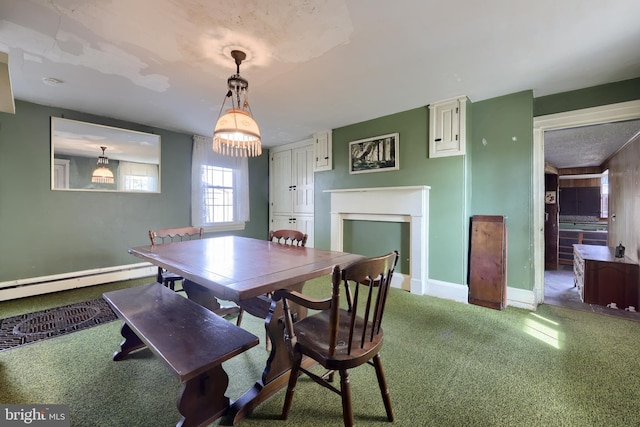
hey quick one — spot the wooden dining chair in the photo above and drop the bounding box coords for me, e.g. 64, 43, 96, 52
149, 227, 203, 291
273, 251, 399, 427
269, 229, 308, 247
148, 226, 243, 326
264, 229, 308, 351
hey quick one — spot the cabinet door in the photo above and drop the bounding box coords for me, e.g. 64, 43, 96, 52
559, 187, 577, 215
429, 97, 466, 158
576, 187, 601, 216
294, 215, 314, 248
270, 150, 292, 214
314, 131, 332, 171
271, 214, 294, 232
292, 145, 314, 214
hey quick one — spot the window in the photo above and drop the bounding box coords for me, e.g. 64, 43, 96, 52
191, 135, 249, 231
202, 166, 234, 223
117, 161, 159, 192
600, 170, 609, 218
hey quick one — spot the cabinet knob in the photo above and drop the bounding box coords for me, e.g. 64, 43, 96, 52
434, 138, 442, 142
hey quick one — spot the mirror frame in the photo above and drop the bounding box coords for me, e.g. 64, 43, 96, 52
51, 117, 161, 193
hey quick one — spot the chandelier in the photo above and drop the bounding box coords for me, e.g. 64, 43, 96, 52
91, 146, 114, 184
212, 50, 262, 157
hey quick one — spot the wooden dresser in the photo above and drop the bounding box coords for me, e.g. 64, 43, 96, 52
573, 244, 639, 309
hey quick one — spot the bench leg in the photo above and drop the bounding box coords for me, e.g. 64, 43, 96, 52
176, 365, 230, 427
113, 323, 146, 361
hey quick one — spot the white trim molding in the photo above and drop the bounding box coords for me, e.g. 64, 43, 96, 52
325, 186, 430, 295
427, 278, 537, 310
532, 100, 640, 305
0, 263, 156, 301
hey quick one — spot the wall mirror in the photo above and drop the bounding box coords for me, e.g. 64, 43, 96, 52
51, 117, 161, 193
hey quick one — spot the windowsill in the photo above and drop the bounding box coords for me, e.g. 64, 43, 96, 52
200, 222, 246, 233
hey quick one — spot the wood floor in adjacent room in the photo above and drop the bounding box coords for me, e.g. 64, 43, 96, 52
544, 265, 640, 321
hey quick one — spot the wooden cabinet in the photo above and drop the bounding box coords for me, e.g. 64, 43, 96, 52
573, 244, 639, 309
468, 215, 507, 310
558, 230, 607, 265
313, 130, 332, 171
559, 187, 601, 216
270, 141, 315, 246
428, 96, 467, 158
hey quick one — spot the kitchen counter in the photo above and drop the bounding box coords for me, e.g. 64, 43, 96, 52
559, 222, 608, 231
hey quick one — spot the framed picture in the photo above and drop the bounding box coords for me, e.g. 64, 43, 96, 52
545, 191, 557, 204
349, 133, 399, 174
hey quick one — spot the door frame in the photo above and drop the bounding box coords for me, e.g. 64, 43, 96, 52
532, 100, 640, 304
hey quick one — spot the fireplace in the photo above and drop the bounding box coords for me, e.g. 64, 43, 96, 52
325, 186, 430, 294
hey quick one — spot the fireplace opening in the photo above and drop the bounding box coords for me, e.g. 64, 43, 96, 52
343, 220, 410, 275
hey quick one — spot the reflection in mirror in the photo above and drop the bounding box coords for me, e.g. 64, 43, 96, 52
51, 117, 161, 192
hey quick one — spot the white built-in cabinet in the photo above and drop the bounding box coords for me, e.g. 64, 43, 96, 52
270, 139, 315, 246
313, 130, 332, 171
429, 96, 467, 158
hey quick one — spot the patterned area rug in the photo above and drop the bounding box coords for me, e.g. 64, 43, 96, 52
0, 298, 116, 351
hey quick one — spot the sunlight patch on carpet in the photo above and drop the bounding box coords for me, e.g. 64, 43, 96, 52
524, 313, 563, 349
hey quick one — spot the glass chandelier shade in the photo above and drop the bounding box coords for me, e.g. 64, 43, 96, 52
212, 50, 262, 157
91, 146, 115, 184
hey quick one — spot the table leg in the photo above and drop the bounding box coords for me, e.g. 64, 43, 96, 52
228, 283, 311, 425
182, 280, 224, 312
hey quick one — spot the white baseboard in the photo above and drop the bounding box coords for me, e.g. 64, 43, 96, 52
0, 263, 156, 301
418, 278, 537, 311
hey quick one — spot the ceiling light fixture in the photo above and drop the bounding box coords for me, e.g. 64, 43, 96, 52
91, 146, 115, 184
212, 50, 262, 157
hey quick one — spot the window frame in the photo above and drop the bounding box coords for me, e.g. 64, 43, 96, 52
191, 136, 249, 232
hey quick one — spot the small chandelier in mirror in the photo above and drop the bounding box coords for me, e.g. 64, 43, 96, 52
212, 50, 262, 157
91, 146, 115, 184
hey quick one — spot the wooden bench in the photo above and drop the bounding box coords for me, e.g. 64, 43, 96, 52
103, 282, 259, 427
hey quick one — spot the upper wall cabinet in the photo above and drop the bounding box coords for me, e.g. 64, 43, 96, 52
429, 96, 467, 158
313, 130, 332, 171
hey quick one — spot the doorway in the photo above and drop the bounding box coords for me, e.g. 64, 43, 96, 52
532, 100, 640, 306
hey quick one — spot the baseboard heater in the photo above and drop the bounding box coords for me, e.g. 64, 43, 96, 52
0, 263, 156, 301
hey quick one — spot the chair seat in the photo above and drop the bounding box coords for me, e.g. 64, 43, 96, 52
161, 271, 181, 281
293, 310, 384, 370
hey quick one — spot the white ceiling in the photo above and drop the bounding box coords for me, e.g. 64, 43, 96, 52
1, 0, 640, 162
544, 119, 640, 169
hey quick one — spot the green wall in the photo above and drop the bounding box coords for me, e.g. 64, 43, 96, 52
315, 93, 535, 291
314, 107, 469, 285
0, 100, 269, 282
534, 77, 640, 116
2, 76, 637, 289
470, 91, 534, 290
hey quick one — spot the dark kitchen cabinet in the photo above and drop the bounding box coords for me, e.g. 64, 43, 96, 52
560, 187, 600, 216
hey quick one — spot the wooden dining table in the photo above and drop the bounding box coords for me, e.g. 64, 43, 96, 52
128, 235, 364, 425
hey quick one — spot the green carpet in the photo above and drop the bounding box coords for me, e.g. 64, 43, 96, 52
1, 279, 639, 426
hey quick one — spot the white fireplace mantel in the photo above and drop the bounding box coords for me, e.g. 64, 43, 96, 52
324, 186, 430, 295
